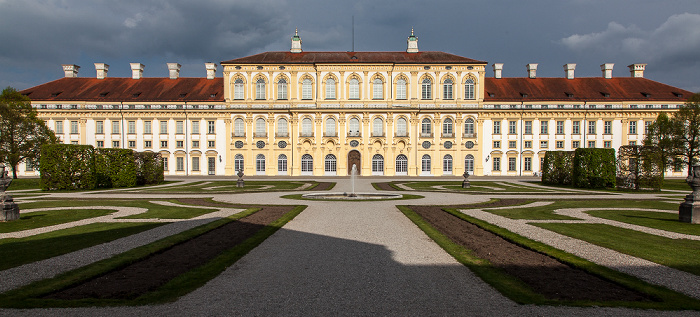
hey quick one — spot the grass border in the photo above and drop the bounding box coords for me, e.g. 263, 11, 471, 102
280, 193, 423, 201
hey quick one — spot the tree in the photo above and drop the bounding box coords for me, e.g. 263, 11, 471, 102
644, 112, 677, 176
645, 93, 700, 176
0, 87, 58, 179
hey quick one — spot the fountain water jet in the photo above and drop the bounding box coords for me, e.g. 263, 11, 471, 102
301, 163, 402, 200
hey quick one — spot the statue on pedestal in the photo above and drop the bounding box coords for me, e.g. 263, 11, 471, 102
462, 171, 471, 189
236, 169, 245, 188
679, 166, 700, 223
0, 163, 20, 222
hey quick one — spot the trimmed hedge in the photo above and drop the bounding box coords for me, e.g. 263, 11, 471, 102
616, 145, 664, 191
40, 144, 96, 190
135, 152, 164, 186
95, 148, 137, 188
573, 148, 616, 189
541, 151, 574, 185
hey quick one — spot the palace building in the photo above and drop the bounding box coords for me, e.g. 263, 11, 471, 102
18, 30, 694, 177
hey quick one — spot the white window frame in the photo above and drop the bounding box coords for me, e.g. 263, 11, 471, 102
396, 78, 407, 100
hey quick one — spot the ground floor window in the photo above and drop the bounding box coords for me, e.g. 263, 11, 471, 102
163, 157, 168, 171
301, 154, 313, 174
256, 154, 265, 173
325, 154, 337, 173
465, 155, 474, 173
208, 157, 215, 175
372, 154, 384, 174
508, 157, 516, 171
396, 154, 408, 174
278, 154, 288, 174
176, 157, 184, 171
421, 154, 431, 174
234, 154, 244, 172
443, 154, 453, 174
192, 157, 200, 171
493, 157, 501, 171
524, 157, 532, 171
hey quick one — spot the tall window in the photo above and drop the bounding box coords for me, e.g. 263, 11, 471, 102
112, 121, 120, 134
301, 154, 313, 173
396, 78, 407, 100
556, 121, 564, 134
234, 118, 245, 137
443, 118, 453, 136
604, 121, 612, 134
421, 118, 432, 136
255, 78, 266, 100
234, 78, 244, 100
421, 154, 431, 174
493, 121, 501, 134
349, 78, 360, 99
465, 155, 474, 172
540, 121, 548, 134
508, 157, 517, 171
464, 118, 474, 135
143, 121, 151, 134
96, 121, 104, 134
302, 78, 312, 100
572, 121, 580, 134
127, 121, 136, 134
524, 121, 532, 134
176, 121, 183, 134
277, 78, 288, 100
372, 154, 384, 174
464, 78, 475, 100
443, 78, 453, 100
373, 117, 383, 136
493, 157, 501, 171
255, 118, 266, 137
326, 78, 336, 99
629, 121, 637, 134
325, 117, 336, 136
397, 117, 407, 136
159, 121, 167, 134
348, 117, 360, 136
192, 121, 200, 134
278, 154, 288, 173
208, 121, 215, 134
301, 118, 313, 136
588, 121, 596, 134
443, 154, 453, 173
373, 78, 383, 99
325, 154, 337, 173
508, 121, 516, 134
192, 157, 200, 172
55, 121, 64, 134
176, 157, 184, 171
524, 157, 532, 171
396, 154, 408, 174
234, 154, 244, 172
256, 154, 265, 172
277, 118, 288, 137
421, 78, 432, 100
71, 121, 79, 134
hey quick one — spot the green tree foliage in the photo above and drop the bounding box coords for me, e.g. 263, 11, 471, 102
40, 144, 96, 190
616, 145, 664, 191
0, 87, 58, 178
541, 151, 574, 185
134, 152, 164, 186
573, 148, 616, 188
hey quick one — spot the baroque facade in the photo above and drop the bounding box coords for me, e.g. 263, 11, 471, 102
19, 31, 693, 177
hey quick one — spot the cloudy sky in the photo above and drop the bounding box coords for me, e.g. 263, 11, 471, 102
1, 0, 699, 92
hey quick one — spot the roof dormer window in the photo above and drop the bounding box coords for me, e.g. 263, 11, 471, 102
673, 92, 683, 98
99, 92, 108, 97
565, 92, 574, 98
488, 92, 495, 98
601, 92, 610, 98
520, 93, 528, 98
179, 93, 187, 98
641, 92, 651, 98
132, 92, 141, 98
51, 92, 61, 97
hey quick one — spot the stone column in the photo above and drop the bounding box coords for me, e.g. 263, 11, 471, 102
680, 165, 700, 223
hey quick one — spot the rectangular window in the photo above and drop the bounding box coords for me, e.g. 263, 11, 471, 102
112, 121, 120, 134
192, 140, 199, 148
604, 121, 612, 134
493, 121, 501, 134
540, 141, 548, 148
588, 140, 596, 148
645, 121, 651, 134
493, 141, 501, 148
604, 141, 612, 148
524, 121, 532, 134
588, 121, 596, 134
161, 141, 168, 148
160, 121, 168, 134
629, 141, 637, 146
572, 141, 580, 148
145, 140, 152, 148
176, 157, 184, 171
508, 121, 516, 134
493, 157, 501, 171
163, 157, 168, 171
96, 141, 104, 148
524, 141, 532, 148
629, 121, 637, 134
128, 121, 136, 134
540, 121, 548, 134
176, 121, 184, 134
572, 121, 580, 134
192, 121, 200, 134
556, 141, 564, 149
556, 121, 564, 134
96, 121, 104, 134
208, 141, 215, 148
176, 141, 184, 148
208, 121, 215, 134
144, 121, 152, 134
25, 159, 34, 172
524, 157, 532, 171
508, 157, 516, 171
396, 82, 406, 100
509, 141, 516, 148
128, 140, 136, 148
70, 121, 78, 134
112, 140, 120, 148
55, 121, 64, 134
71, 141, 78, 145
192, 157, 200, 171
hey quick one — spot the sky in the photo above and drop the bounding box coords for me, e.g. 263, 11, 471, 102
1, 0, 699, 92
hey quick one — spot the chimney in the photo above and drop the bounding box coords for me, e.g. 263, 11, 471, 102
564, 63, 576, 79
291, 28, 302, 53
205, 63, 217, 79
601, 63, 614, 79
526, 63, 538, 79
62, 64, 80, 78
167, 63, 181, 79
628, 63, 646, 78
493, 63, 503, 79
94, 63, 109, 79
130, 63, 144, 79
406, 28, 419, 53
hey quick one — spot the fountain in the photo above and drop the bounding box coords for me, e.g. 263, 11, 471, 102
301, 163, 402, 200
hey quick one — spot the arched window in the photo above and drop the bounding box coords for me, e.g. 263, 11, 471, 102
442, 118, 453, 136
464, 118, 475, 136
421, 118, 432, 136
372, 117, 383, 136
256, 154, 265, 173
349, 78, 360, 99
421, 154, 431, 174
277, 78, 288, 100
301, 117, 313, 136
325, 117, 336, 136
255, 78, 266, 100
255, 118, 266, 137
396, 117, 407, 136
396, 154, 408, 174
373, 78, 383, 99
348, 117, 360, 136
325, 154, 337, 173
301, 154, 313, 173
372, 154, 384, 174
421, 78, 432, 100
443, 78, 453, 100
465, 154, 474, 173
396, 78, 407, 100
234, 154, 244, 172
234, 118, 245, 137
302, 78, 312, 100
465, 78, 475, 100
278, 154, 288, 174
326, 78, 336, 99
277, 117, 288, 137
443, 154, 453, 174
234, 78, 244, 100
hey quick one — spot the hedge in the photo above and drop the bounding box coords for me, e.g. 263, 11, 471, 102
572, 148, 616, 189
135, 151, 164, 186
616, 145, 663, 191
95, 148, 137, 188
541, 151, 575, 185
40, 144, 96, 190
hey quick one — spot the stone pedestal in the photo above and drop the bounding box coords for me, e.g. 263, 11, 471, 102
679, 194, 700, 223
1, 195, 19, 222
462, 171, 471, 189
237, 179, 244, 188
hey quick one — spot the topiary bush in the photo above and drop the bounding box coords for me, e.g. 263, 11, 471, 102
134, 151, 164, 186
541, 151, 574, 185
95, 148, 137, 188
573, 148, 616, 189
40, 144, 96, 190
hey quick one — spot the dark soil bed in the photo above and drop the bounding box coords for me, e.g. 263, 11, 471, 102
310, 182, 334, 191
409, 205, 651, 302
373, 182, 397, 191
47, 204, 293, 300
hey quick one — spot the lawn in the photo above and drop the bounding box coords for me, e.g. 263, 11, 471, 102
392, 181, 548, 193
586, 209, 700, 236
19, 199, 216, 220
0, 208, 116, 233
483, 199, 677, 220
131, 180, 318, 193
6, 178, 41, 191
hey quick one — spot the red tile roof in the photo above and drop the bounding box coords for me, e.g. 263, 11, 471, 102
20, 78, 224, 102
222, 51, 487, 64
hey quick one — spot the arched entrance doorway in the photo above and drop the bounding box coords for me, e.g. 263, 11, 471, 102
348, 150, 361, 174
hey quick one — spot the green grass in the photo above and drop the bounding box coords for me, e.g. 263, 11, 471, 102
0, 222, 165, 271
6, 178, 41, 191
586, 209, 700, 235
534, 223, 700, 277
281, 193, 424, 201
0, 208, 116, 233
19, 199, 215, 220
483, 199, 677, 220
400, 205, 700, 309
662, 179, 694, 191
133, 181, 317, 193
395, 181, 545, 192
